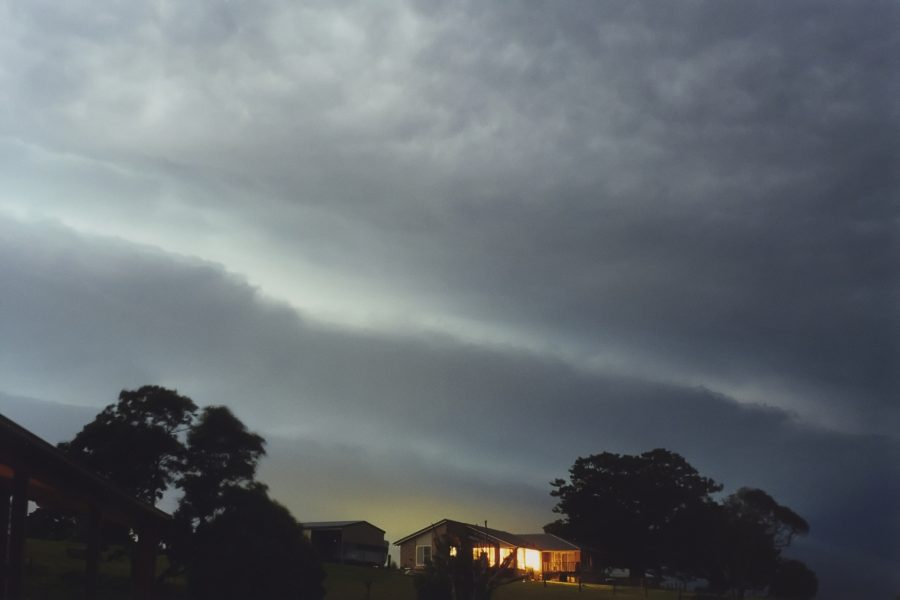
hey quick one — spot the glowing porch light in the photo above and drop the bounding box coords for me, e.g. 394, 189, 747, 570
516, 548, 542, 572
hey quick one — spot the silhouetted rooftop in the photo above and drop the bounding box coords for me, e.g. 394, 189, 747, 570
302, 520, 385, 532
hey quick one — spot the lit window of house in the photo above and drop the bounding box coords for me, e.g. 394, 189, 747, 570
416, 545, 432, 566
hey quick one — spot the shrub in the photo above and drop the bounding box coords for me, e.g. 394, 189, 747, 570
187, 487, 325, 599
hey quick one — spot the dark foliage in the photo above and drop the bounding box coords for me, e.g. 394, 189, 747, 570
770, 559, 818, 599
548, 450, 814, 598
59, 385, 197, 503
705, 489, 810, 597
176, 405, 266, 526
165, 405, 267, 579
187, 486, 325, 600
414, 533, 520, 600
546, 448, 722, 576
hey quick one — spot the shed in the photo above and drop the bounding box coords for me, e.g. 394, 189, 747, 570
301, 520, 388, 566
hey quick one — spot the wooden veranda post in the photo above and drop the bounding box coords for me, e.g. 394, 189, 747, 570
84, 505, 102, 600
0, 481, 10, 599
7, 469, 29, 600
133, 521, 160, 600
0, 415, 172, 600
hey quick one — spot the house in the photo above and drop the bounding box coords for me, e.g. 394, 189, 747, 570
301, 520, 389, 566
394, 519, 584, 580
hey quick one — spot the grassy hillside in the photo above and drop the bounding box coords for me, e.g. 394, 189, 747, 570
22, 541, 748, 600
323, 563, 415, 600
323, 564, 718, 600
22, 538, 186, 600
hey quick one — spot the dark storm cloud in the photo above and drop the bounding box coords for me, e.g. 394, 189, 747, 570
380, 0, 900, 432
0, 218, 897, 596
8, 0, 891, 430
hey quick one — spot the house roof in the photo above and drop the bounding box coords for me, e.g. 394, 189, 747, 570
395, 519, 524, 546
516, 533, 580, 551
302, 520, 385, 533
394, 519, 577, 550
465, 522, 532, 548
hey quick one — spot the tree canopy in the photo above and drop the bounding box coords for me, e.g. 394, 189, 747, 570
56, 385, 322, 599
704, 488, 811, 596
59, 385, 197, 503
770, 558, 818, 600
188, 486, 325, 600
547, 449, 814, 597
176, 405, 267, 526
546, 448, 722, 575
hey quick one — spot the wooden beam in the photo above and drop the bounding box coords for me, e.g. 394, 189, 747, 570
7, 470, 28, 600
0, 481, 9, 600
132, 522, 159, 600
84, 505, 102, 600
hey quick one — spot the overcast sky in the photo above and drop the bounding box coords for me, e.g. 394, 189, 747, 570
0, 1, 897, 597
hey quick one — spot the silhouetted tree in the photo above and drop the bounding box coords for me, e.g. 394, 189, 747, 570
546, 448, 722, 577
163, 406, 267, 580
705, 488, 810, 598
187, 486, 325, 600
414, 533, 520, 600
770, 559, 818, 599
413, 537, 453, 600
59, 385, 197, 503
176, 405, 266, 526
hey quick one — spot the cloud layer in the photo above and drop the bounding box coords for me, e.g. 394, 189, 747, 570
1, 218, 897, 596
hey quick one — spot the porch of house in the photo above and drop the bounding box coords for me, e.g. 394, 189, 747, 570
0, 414, 170, 600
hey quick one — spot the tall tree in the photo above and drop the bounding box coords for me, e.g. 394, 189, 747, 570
705, 488, 810, 598
187, 486, 325, 600
160, 406, 267, 582
176, 405, 266, 526
770, 558, 818, 600
546, 448, 722, 577
59, 385, 197, 503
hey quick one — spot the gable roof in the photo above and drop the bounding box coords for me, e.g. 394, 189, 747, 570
395, 519, 527, 547
393, 519, 450, 545
395, 519, 573, 550
302, 520, 385, 532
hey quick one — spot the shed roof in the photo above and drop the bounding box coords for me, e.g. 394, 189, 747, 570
303, 520, 385, 532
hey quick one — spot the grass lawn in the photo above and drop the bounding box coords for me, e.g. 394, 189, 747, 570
323, 563, 416, 600
495, 581, 698, 600
23, 538, 186, 600
323, 564, 709, 600
23, 542, 743, 600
